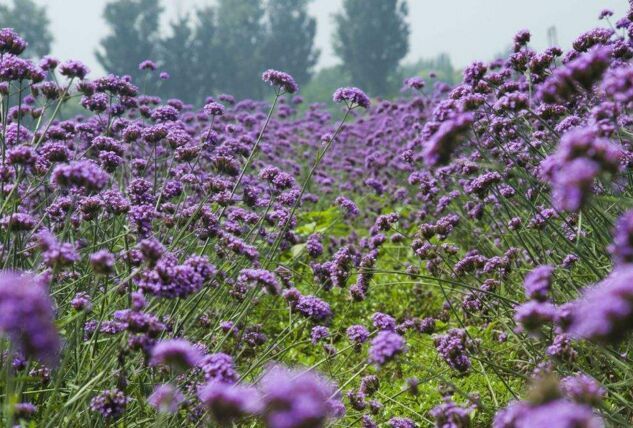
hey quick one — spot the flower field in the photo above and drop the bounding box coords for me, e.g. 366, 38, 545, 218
1, 6, 633, 428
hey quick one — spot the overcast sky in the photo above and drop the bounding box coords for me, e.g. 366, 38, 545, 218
29, 0, 629, 76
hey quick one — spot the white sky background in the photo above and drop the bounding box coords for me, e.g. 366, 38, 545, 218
27, 0, 629, 77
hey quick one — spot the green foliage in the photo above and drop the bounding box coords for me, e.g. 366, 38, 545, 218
263, 0, 320, 86
0, 0, 51, 58
213, 0, 267, 100
301, 65, 351, 105
155, 14, 199, 102
333, 0, 409, 95
401, 53, 461, 87
96, 0, 163, 83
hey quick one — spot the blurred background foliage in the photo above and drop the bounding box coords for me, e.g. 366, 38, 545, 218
0, 0, 461, 105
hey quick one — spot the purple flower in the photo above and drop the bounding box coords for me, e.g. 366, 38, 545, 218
388, 416, 417, 428
404, 76, 425, 90
523, 265, 554, 301
90, 249, 115, 275
150, 339, 203, 371
58, 60, 89, 79
306, 233, 323, 258
422, 113, 473, 166
198, 381, 262, 424
493, 399, 602, 428
347, 325, 370, 345
514, 300, 556, 334
13, 402, 37, 419
0, 272, 60, 366
434, 329, 471, 372
430, 399, 472, 428
610, 210, 633, 265
71, 292, 92, 312
371, 312, 397, 331
561, 374, 605, 406
237, 268, 281, 295
51, 160, 109, 193
147, 383, 185, 413
90, 389, 129, 420
204, 101, 225, 116
333, 87, 370, 109
368, 331, 405, 366
335, 196, 360, 217
262, 69, 298, 94
200, 353, 238, 383
260, 364, 343, 428
0, 28, 27, 55
311, 326, 330, 345
296, 295, 332, 323
139, 60, 157, 71
568, 266, 633, 343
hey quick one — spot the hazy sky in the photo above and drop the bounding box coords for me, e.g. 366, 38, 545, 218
28, 0, 629, 77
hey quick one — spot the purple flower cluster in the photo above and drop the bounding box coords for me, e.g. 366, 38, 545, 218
434, 329, 471, 372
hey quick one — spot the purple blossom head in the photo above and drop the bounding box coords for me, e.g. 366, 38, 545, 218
0, 272, 60, 366
90, 389, 129, 420
204, 101, 225, 116
371, 312, 397, 331
494, 399, 602, 428
51, 160, 109, 193
262, 69, 298, 94
346, 324, 370, 345
388, 416, 417, 428
430, 399, 472, 427
311, 326, 330, 345
333, 87, 370, 109
610, 209, 633, 265
200, 352, 238, 383
514, 301, 556, 334
260, 364, 343, 428
198, 381, 262, 424
139, 60, 157, 71
568, 266, 633, 343
58, 60, 90, 79
150, 339, 203, 371
296, 295, 332, 323
368, 331, 405, 366
523, 265, 554, 301
404, 76, 425, 90
434, 328, 471, 372
0, 28, 27, 55
561, 374, 605, 406
90, 249, 115, 275
147, 383, 185, 413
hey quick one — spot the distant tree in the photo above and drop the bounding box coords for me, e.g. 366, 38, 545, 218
333, 0, 409, 95
213, 0, 266, 99
190, 6, 220, 103
0, 0, 52, 58
263, 0, 319, 86
157, 15, 198, 102
96, 0, 163, 83
401, 53, 459, 87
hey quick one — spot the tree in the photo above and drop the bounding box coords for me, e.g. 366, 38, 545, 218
333, 0, 409, 95
263, 0, 319, 87
0, 0, 52, 58
96, 0, 163, 83
157, 15, 198, 103
190, 7, 220, 103
213, 0, 266, 99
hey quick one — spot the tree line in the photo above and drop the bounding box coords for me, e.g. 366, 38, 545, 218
0, 0, 440, 103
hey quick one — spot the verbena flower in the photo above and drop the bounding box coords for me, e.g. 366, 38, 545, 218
0, 272, 60, 366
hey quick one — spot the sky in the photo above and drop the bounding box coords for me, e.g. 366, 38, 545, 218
26, 0, 630, 77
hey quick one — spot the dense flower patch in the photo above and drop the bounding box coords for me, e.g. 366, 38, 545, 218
2, 6, 633, 426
